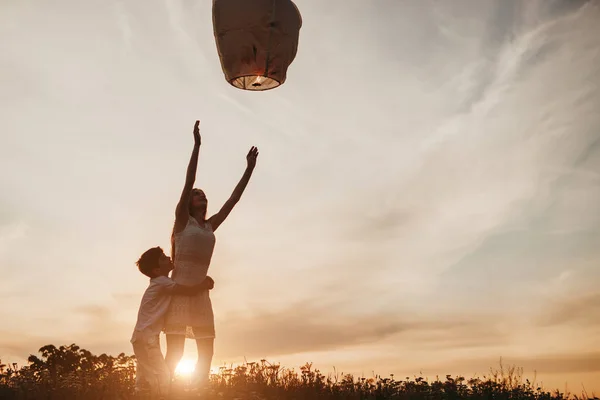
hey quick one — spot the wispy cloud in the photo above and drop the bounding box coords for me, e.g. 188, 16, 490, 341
0, 222, 28, 256
537, 292, 600, 328
0, 0, 599, 392
214, 301, 509, 359
439, 352, 600, 375
113, 1, 133, 52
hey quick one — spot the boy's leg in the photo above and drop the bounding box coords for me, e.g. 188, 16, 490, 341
132, 340, 153, 394
145, 335, 170, 398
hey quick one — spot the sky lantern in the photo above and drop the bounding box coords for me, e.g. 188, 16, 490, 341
212, 0, 302, 91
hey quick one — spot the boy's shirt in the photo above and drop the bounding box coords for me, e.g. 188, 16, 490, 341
131, 275, 176, 344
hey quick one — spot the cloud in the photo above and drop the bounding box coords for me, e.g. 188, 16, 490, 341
0, 0, 599, 393
537, 292, 600, 328
74, 305, 132, 344
441, 352, 600, 375
214, 300, 509, 359
113, 1, 133, 51
0, 222, 28, 256
214, 303, 403, 358
0, 303, 135, 365
0, 332, 58, 364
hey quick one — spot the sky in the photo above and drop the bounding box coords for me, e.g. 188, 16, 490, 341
1, 0, 599, 393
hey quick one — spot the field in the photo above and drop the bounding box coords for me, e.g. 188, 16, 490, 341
0, 344, 597, 400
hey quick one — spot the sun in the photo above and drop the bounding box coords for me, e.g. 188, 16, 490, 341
175, 359, 196, 377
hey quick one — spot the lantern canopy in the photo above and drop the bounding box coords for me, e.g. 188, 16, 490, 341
212, 0, 302, 91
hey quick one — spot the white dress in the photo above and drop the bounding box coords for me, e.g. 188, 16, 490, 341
164, 216, 216, 339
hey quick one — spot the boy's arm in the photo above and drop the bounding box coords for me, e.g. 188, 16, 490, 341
171, 276, 215, 296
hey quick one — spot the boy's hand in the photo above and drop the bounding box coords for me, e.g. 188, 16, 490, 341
203, 276, 215, 290
184, 276, 214, 294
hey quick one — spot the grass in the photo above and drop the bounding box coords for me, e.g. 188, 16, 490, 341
0, 344, 597, 400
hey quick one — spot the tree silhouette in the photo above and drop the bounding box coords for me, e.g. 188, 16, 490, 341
1, 343, 136, 399
1, 343, 595, 400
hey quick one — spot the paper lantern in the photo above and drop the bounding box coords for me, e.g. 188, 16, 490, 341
212, 0, 302, 91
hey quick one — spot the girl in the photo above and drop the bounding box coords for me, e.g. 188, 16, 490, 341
164, 120, 258, 388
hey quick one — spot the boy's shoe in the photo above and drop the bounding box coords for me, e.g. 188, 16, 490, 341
169, 376, 185, 398
134, 381, 152, 399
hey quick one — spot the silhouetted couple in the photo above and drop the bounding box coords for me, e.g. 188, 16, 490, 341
130, 120, 258, 398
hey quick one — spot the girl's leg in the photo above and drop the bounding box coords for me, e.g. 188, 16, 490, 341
194, 338, 214, 386
165, 334, 185, 379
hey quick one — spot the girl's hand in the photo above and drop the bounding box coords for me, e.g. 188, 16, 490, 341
193, 120, 201, 146
246, 146, 259, 169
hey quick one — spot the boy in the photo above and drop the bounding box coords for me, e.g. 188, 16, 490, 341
131, 246, 214, 398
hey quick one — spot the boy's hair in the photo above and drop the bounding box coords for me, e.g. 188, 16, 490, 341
136, 246, 164, 278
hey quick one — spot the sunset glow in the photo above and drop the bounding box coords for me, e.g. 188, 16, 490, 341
175, 359, 196, 377
1, 0, 599, 395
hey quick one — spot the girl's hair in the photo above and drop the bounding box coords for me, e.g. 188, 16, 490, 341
171, 189, 207, 262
